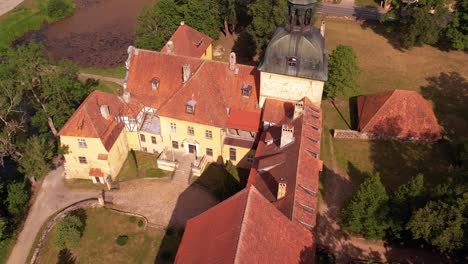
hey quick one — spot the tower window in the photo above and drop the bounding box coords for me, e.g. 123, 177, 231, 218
288, 57, 298, 67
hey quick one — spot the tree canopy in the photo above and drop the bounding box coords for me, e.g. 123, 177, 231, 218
324, 45, 360, 98
339, 173, 389, 240
135, 0, 183, 51
185, 0, 221, 39
445, 0, 468, 50
54, 214, 84, 249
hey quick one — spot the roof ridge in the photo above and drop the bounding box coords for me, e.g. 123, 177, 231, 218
233, 187, 254, 264
362, 90, 395, 131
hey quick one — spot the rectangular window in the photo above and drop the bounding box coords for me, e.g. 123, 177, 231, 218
140, 134, 146, 142
142, 147, 148, 152
206, 148, 213, 157
170, 123, 177, 133
205, 130, 213, 139
78, 156, 87, 164
187, 126, 195, 136
172, 141, 179, 149
247, 154, 254, 164
186, 104, 194, 114
77, 138, 87, 148
229, 148, 236, 161
151, 136, 157, 144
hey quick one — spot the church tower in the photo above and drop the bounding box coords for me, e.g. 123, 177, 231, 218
258, 0, 328, 107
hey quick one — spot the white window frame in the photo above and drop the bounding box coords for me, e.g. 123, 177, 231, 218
170, 123, 177, 133
187, 126, 195, 136
247, 154, 254, 164
205, 130, 213, 139
78, 156, 87, 164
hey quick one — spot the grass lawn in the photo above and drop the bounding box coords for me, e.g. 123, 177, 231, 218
319, 19, 468, 190
80, 66, 127, 79
63, 179, 106, 191
192, 163, 249, 200
355, 0, 381, 8
94, 80, 123, 94
36, 208, 164, 264
117, 151, 171, 181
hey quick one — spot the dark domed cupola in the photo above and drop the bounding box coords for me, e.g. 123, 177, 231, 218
258, 0, 328, 81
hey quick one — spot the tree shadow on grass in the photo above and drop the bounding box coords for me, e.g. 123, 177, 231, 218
420, 72, 468, 143
57, 248, 75, 264
359, 20, 405, 51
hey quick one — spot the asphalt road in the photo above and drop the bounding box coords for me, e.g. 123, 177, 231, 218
318, 4, 383, 20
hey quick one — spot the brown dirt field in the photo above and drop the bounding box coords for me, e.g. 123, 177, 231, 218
17, 0, 155, 68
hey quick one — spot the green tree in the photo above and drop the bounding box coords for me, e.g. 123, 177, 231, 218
47, 0, 75, 19
407, 199, 466, 252
54, 215, 84, 249
247, 0, 287, 51
324, 45, 360, 98
339, 173, 389, 240
382, 0, 449, 48
445, 0, 468, 50
18, 136, 54, 180
135, 0, 183, 51
220, 0, 238, 35
0, 218, 7, 240
388, 174, 426, 239
7, 182, 29, 217
185, 0, 221, 39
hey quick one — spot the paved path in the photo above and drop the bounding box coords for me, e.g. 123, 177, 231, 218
318, 3, 384, 20
0, 0, 23, 17
7, 166, 98, 264
8, 154, 217, 264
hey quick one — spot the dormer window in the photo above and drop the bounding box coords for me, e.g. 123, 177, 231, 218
186, 99, 196, 114
288, 57, 297, 67
241, 83, 252, 97
150, 77, 160, 90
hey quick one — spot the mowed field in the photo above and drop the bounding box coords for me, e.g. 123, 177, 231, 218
318, 19, 468, 190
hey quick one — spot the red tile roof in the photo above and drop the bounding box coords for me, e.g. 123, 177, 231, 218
161, 23, 213, 58
226, 109, 261, 131
89, 168, 104, 177
357, 90, 442, 140
58, 90, 131, 151
262, 99, 295, 124
175, 186, 315, 264
248, 97, 322, 231
126, 49, 261, 129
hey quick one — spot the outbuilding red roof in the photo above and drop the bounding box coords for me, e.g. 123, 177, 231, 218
175, 186, 315, 264
161, 23, 213, 58
357, 90, 442, 141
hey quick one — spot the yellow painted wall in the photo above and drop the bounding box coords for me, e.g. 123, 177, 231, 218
126, 131, 140, 151
61, 130, 128, 180
138, 131, 165, 154
222, 145, 255, 169
159, 116, 224, 161
200, 44, 213, 60
259, 72, 324, 107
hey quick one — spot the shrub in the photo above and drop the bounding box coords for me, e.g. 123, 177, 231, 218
146, 168, 164, 178
47, 0, 75, 19
54, 215, 84, 249
129, 216, 136, 223
137, 220, 144, 227
115, 235, 128, 246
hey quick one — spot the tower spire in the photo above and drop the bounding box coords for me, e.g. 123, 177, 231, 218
285, 0, 318, 33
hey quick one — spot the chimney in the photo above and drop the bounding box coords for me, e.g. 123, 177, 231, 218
182, 64, 190, 83
280, 124, 294, 148
277, 178, 286, 200
320, 20, 326, 37
180, 21, 185, 26
293, 101, 304, 120
166, 41, 174, 54
100, 105, 110, 120
122, 91, 131, 103
229, 52, 236, 71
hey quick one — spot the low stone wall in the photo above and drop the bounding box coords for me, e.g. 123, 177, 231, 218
30, 198, 98, 264
157, 159, 178, 172
333, 129, 371, 140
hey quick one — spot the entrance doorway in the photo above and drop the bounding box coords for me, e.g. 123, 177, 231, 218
188, 144, 197, 154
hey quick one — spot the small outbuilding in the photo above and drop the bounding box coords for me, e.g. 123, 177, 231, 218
357, 89, 442, 141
